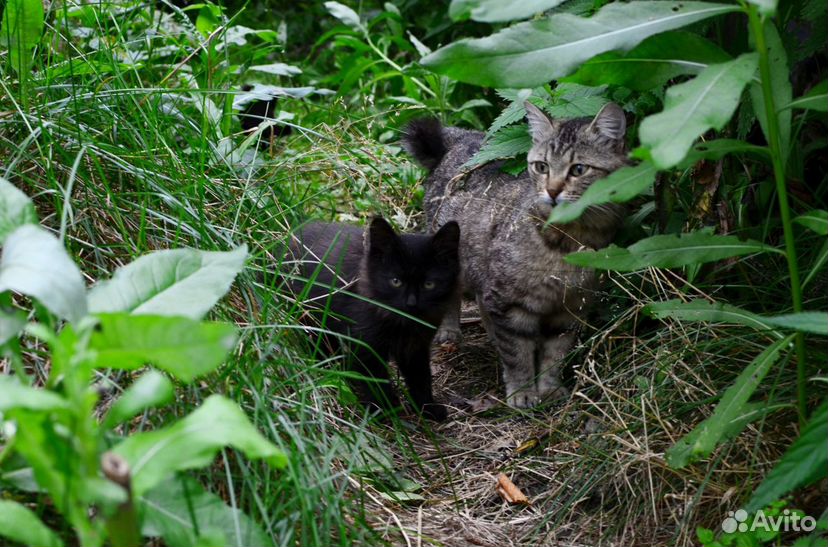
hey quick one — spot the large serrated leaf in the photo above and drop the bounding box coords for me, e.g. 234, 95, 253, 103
0, 177, 38, 245
88, 245, 247, 320
644, 300, 828, 336
449, 0, 568, 23
113, 395, 287, 496
564, 31, 730, 91
142, 476, 273, 547
0, 499, 63, 547
90, 313, 238, 383
0, 224, 88, 323
422, 1, 738, 88
746, 401, 828, 512
665, 336, 793, 469
464, 125, 532, 169
638, 53, 759, 169
565, 231, 781, 271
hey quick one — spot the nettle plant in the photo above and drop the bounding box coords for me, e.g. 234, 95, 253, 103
0, 178, 285, 547
420, 0, 827, 540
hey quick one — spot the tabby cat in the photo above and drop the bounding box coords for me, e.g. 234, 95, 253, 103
288, 218, 460, 420
403, 102, 628, 408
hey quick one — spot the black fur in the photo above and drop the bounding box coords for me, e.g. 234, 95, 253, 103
401, 117, 447, 170
288, 218, 460, 421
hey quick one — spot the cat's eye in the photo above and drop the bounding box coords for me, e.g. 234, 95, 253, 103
568, 164, 587, 177
423, 281, 436, 290
531, 161, 549, 175
389, 277, 403, 288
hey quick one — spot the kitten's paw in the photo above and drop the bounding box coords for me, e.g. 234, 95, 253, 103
539, 384, 570, 402
434, 327, 462, 347
506, 388, 540, 409
421, 402, 448, 422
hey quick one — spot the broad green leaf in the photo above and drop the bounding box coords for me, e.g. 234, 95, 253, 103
142, 476, 273, 547
565, 231, 780, 271
644, 300, 828, 336
638, 53, 759, 169
794, 210, 828, 235
0, 307, 26, 345
113, 395, 287, 496
677, 139, 770, 167
102, 370, 175, 429
90, 313, 238, 383
665, 336, 793, 468
550, 162, 657, 224
421, 2, 739, 88
749, 21, 791, 168
449, 0, 568, 23
464, 125, 532, 169
0, 375, 69, 411
783, 80, 827, 112
325, 1, 362, 31
564, 31, 730, 91
248, 62, 302, 76
747, 400, 828, 512
0, 177, 38, 244
0, 0, 45, 75
88, 245, 247, 320
0, 499, 63, 547
0, 225, 88, 323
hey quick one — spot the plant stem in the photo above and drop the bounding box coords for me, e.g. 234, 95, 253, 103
747, 6, 808, 425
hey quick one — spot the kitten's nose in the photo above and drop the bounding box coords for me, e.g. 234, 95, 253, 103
406, 293, 417, 308
547, 183, 564, 204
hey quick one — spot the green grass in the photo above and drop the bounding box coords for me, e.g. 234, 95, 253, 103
1, 1, 826, 546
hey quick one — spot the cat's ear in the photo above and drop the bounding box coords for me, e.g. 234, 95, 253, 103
524, 101, 557, 144
587, 103, 626, 142
431, 221, 460, 260
366, 217, 399, 257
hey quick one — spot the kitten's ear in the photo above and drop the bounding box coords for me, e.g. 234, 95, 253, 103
587, 103, 626, 142
524, 101, 557, 144
431, 221, 460, 260
366, 217, 399, 257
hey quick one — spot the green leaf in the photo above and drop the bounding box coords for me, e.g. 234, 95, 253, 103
0, 499, 63, 547
112, 395, 287, 496
0, 177, 38, 245
0, 307, 26, 345
565, 231, 780, 271
747, 400, 828, 512
665, 336, 793, 468
0, 375, 70, 411
421, 1, 739, 88
549, 162, 657, 224
449, 0, 568, 23
0, 225, 88, 323
102, 370, 175, 429
783, 80, 827, 112
0, 0, 45, 75
324, 1, 363, 31
90, 313, 238, 383
746, 0, 777, 16
794, 210, 828, 235
638, 53, 759, 169
142, 476, 273, 547
644, 300, 828, 336
88, 245, 247, 320
564, 31, 730, 91
678, 139, 770, 167
749, 21, 791, 168
464, 125, 532, 168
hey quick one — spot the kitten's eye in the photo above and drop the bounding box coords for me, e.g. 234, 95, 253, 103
389, 278, 403, 288
531, 161, 549, 175
568, 164, 587, 177
423, 281, 436, 290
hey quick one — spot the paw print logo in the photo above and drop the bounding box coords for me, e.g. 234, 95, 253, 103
722, 509, 749, 533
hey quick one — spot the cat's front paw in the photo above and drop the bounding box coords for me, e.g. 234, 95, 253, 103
434, 326, 462, 347
421, 402, 448, 422
539, 383, 570, 402
506, 388, 540, 408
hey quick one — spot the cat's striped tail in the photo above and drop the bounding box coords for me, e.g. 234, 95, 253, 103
401, 118, 446, 171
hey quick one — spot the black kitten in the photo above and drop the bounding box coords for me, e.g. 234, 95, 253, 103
288, 218, 460, 421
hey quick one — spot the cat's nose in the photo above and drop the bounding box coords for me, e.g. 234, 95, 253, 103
406, 293, 417, 307
546, 185, 563, 205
